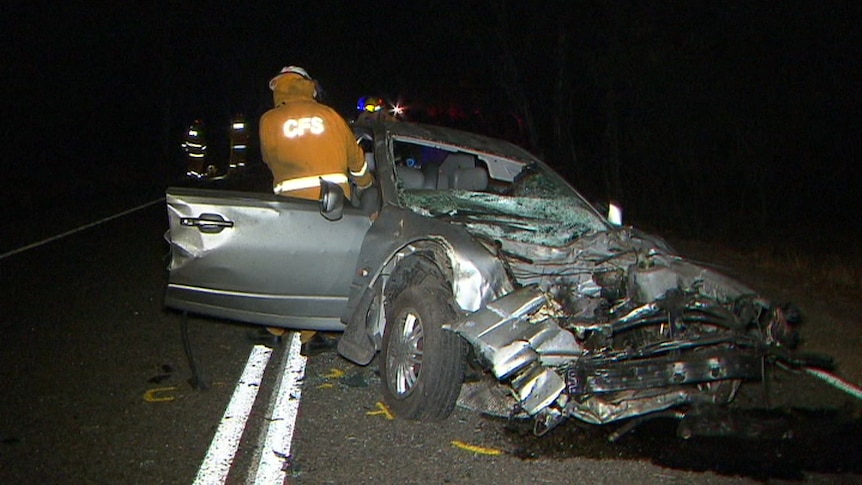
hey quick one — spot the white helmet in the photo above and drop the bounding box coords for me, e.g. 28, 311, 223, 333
269, 65, 312, 90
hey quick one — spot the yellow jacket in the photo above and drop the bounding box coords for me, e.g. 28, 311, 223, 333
259, 74, 371, 200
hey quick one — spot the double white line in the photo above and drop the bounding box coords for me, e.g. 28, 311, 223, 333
193, 333, 307, 485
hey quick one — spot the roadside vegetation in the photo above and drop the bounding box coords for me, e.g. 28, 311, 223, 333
736, 241, 861, 292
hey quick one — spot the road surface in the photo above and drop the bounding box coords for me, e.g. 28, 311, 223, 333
1, 197, 859, 484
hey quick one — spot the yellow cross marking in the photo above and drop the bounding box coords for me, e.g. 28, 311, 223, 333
143, 386, 178, 403
451, 440, 504, 455
366, 401, 395, 420
323, 368, 346, 379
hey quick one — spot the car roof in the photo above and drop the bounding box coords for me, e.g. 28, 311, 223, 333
363, 119, 539, 165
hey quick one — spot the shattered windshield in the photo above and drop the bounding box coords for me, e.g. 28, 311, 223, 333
399, 160, 608, 247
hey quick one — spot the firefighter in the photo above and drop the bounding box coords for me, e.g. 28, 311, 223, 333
258, 66, 373, 353
357, 96, 384, 115
181, 119, 207, 178
356, 96, 396, 123
228, 113, 249, 172
259, 66, 372, 201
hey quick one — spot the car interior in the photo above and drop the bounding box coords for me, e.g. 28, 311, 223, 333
395, 150, 490, 192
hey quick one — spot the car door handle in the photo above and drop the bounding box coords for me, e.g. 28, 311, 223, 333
180, 213, 235, 234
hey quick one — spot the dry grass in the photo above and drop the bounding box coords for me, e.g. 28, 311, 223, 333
741, 245, 862, 292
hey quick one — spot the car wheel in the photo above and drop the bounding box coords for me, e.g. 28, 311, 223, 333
380, 285, 465, 421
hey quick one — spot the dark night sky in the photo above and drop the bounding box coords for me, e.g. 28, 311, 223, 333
2, 1, 860, 246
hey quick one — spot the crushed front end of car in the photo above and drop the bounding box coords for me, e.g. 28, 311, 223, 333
409, 189, 829, 436
447, 225, 816, 436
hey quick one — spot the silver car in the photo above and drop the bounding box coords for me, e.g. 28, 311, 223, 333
165, 119, 824, 435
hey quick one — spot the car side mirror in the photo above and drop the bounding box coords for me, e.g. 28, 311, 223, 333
319, 179, 344, 221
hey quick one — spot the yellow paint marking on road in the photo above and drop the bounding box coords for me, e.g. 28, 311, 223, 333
143, 386, 178, 403
316, 383, 335, 389
366, 401, 395, 420
322, 368, 346, 379
451, 440, 505, 455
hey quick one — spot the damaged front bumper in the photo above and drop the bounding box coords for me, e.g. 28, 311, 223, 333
446, 288, 574, 415
447, 285, 820, 432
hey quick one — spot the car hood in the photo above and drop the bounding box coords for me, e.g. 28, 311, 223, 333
402, 189, 756, 305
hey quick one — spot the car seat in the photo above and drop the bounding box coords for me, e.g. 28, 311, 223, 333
395, 166, 425, 189
436, 153, 476, 189
451, 167, 489, 191
421, 162, 439, 189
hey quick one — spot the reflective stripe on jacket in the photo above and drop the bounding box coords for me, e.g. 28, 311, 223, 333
273, 173, 349, 195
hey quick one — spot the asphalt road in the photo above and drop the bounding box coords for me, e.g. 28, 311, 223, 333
1, 198, 860, 484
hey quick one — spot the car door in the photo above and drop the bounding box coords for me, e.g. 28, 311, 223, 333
164, 187, 373, 331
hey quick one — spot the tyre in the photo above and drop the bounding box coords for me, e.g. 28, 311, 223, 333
380, 285, 465, 421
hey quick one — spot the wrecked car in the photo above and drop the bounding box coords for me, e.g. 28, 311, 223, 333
164, 119, 845, 436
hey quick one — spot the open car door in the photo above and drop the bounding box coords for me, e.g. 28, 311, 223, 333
164, 187, 373, 331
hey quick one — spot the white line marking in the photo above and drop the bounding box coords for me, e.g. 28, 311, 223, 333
0, 197, 165, 260
804, 366, 862, 400
194, 344, 273, 485
251, 333, 307, 484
